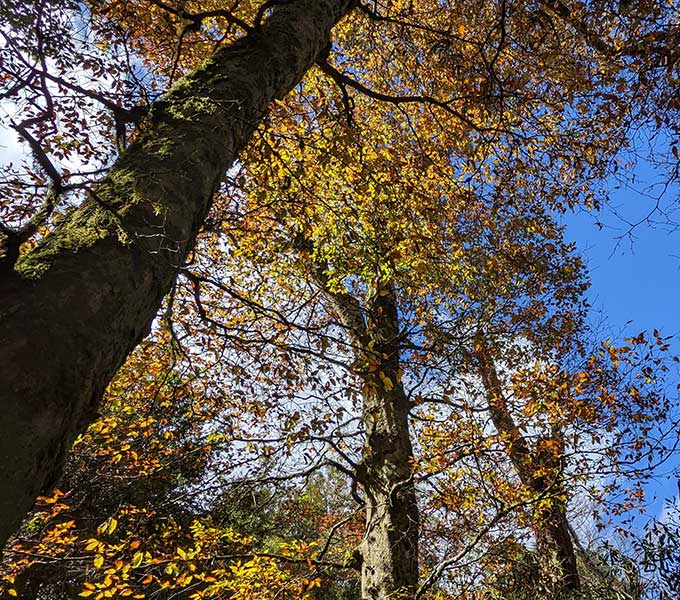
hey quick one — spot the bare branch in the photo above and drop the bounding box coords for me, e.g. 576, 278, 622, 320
147, 0, 253, 34
316, 60, 495, 134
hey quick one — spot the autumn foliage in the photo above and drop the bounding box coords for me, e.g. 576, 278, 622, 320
1, 0, 680, 599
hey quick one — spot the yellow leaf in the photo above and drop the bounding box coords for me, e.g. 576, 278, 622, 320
8, 590, 17, 597
378, 371, 394, 391
94, 555, 104, 569
107, 518, 117, 534
79, 591, 94, 598
85, 539, 99, 551
132, 552, 144, 568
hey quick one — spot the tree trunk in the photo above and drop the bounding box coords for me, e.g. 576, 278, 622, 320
0, 0, 354, 548
358, 289, 419, 600
535, 505, 581, 596
310, 276, 419, 599
473, 340, 580, 597
359, 382, 419, 600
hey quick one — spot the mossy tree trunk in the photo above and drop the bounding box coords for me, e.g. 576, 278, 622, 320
358, 288, 419, 600
318, 281, 419, 599
0, 0, 354, 547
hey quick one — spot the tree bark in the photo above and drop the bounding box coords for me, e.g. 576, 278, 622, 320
0, 0, 354, 548
359, 376, 419, 600
473, 341, 580, 596
356, 290, 419, 600
311, 276, 419, 599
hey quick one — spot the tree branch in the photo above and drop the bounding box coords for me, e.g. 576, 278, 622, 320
316, 60, 494, 133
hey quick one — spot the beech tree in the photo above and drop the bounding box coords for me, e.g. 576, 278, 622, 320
213, 105, 676, 598
4, 165, 676, 600
0, 0, 354, 546
2, 1, 680, 598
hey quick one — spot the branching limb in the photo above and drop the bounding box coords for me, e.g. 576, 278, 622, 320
540, 0, 678, 64
147, 0, 253, 34
314, 512, 359, 563
415, 495, 541, 598
356, 1, 466, 41
317, 46, 355, 127
327, 459, 366, 506
316, 60, 495, 134
37, 70, 147, 150
1, 120, 64, 270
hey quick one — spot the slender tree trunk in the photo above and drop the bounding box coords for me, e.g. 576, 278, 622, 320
358, 289, 419, 600
473, 340, 580, 597
0, 0, 354, 547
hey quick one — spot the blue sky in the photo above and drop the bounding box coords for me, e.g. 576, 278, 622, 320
562, 156, 680, 519
564, 200, 679, 339
560, 142, 679, 339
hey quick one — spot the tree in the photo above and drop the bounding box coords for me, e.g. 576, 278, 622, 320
0, 0, 354, 546
2, 1, 680, 598
464, 333, 677, 598
169, 93, 677, 597
1, 331, 357, 599
471, 338, 581, 596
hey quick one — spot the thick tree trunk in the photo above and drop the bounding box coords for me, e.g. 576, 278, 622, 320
360, 382, 419, 600
0, 0, 354, 547
311, 277, 419, 599
473, 341, 580, 597
358, 290, 419, 600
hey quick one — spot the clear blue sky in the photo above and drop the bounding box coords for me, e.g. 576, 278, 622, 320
564, 203, 679, 339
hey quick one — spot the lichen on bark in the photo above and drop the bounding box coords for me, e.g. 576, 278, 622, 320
0, 0, 355, 548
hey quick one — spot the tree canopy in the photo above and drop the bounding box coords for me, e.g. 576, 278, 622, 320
1, 1, 679, 599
